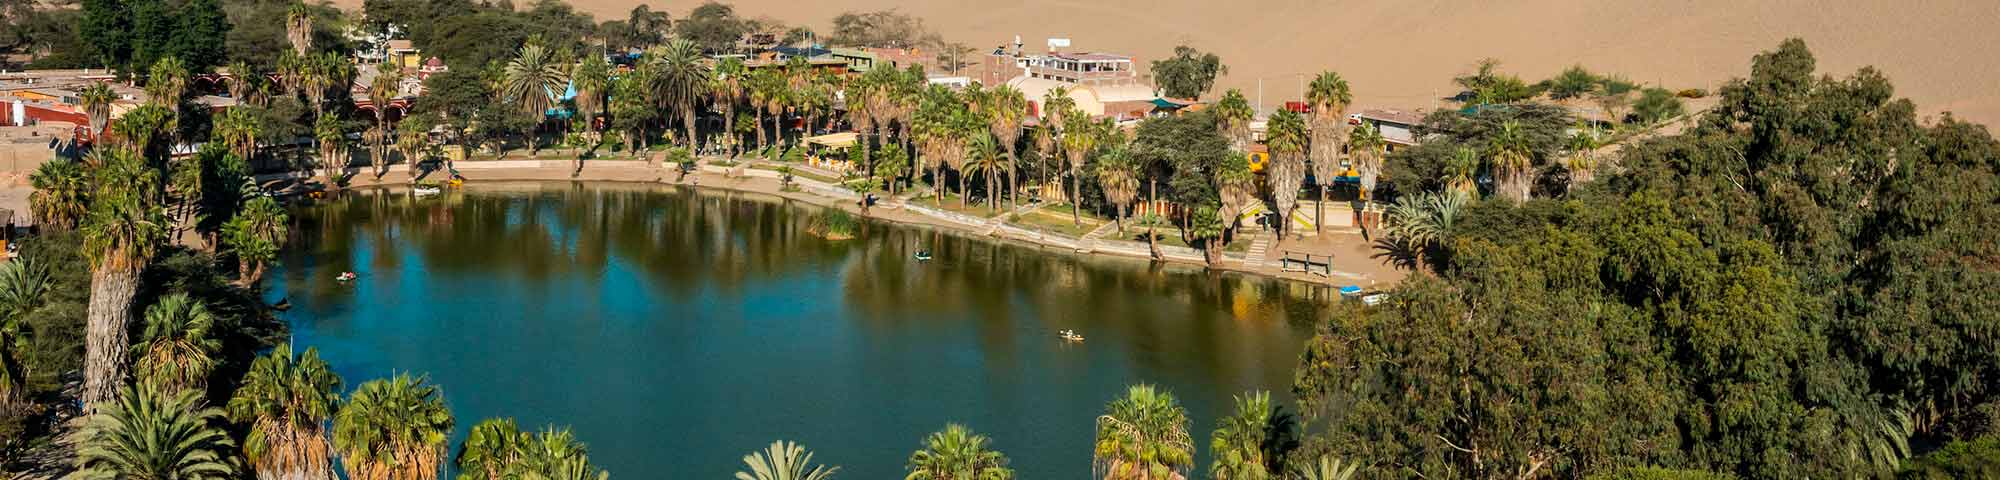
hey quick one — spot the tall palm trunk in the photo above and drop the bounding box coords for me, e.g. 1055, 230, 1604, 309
682, 109, 697, 151
722, 105, 736, 157
1315, 185, 1327, 233
957, 172, 968, 210
1069, 171, 1081, 227
988, 170, 1000, 214
753, 110, 766, 154
1147, 179, 1162, 260
84, 268, 139, 409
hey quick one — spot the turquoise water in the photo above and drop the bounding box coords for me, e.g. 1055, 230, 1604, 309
269, 183, 1333, 478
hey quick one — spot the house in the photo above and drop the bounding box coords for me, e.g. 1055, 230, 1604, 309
385, 40, 425, 73
983, 38, 1158, 122
828, 46, 936, 74
1349, 109, 1425, 150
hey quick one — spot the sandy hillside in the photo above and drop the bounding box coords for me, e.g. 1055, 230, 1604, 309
341, 0, 2000, 126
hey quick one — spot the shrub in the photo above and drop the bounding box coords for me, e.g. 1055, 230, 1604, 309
806, 208, 858, 240
1676, 88, 1708, 98
1632, 87, 1686, 124
1899, 436, 2000, 479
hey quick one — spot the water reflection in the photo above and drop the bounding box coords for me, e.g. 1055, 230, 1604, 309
273, 183, 1336, 479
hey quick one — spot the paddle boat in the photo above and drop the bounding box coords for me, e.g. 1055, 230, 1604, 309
413, 185, 442, 196
337, 271, 357, 282
914, 250, 933, 262
1059, 329, 1084, 342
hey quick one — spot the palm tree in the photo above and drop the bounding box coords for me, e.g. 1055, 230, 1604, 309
145, 57, 190, 109
1564, 125, 1603, 192
647, 39, 711, 149
81, 147, 167, 409
111, 104, 174, 158
1211, 89, 1254, 152
1060, 113, 1109, 226
1039, 87, 1075, 195
228, 343, 342, 480
214, 107, 261, 165
286, 2, 314, 55
1443, 146, 1479, 197
906, 424, 1012, 480
1095, 146, 1140, 233
223, 196, 288, 285
457, 418, 525, 480
133, 293, 219, 393
1306, 72, 1352, 233
226, 61, 256, 100
396, 121, 432, 181
1094, 384, 1193, 480
1208, 391, 1296, 480
303, 52, 353, 114
277, 51, 307, 99
753, 70, 792, 154
963, 133, 1012, 213
28, 158, 89, 230
572, 54, 611, 166
1488, 120, 1535, 203
76, 384, 237, 479
984, 86, 1029, 207
1216, 157, 1257, 233
366, 73, 399, 177
0, 260, 50, 402
517, 426, 609, 480
314, 115, 348, 191
80, 82, 117, 140
711, 57, 747, 157
735, 440, 840, 480
334, 373, 454, 480
503, 43, 569, 157
1292, 456, 1360, 480
1372, 190, 1467, 275
1347, 122, 1386, 207
1265, 109, 1310, 239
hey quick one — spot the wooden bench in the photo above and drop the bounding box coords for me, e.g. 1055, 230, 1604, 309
1280, 251, 1333, 277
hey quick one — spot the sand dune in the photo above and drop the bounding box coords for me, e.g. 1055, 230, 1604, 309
343, 0, 2000, 126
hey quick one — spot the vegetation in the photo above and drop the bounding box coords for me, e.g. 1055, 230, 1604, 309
1150, 45, 1228, 100
736, 440, 840, 480
906, 424, 1013, 480
1300, 39, 2000, 479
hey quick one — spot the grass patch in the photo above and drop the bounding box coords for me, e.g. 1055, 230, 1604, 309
1010, 203, 1106, 238
910, 192, 1004, 218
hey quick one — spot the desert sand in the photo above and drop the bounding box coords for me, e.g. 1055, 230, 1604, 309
337, 0, 2000, 126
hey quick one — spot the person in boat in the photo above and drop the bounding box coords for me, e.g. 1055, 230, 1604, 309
915, 249, 933, 261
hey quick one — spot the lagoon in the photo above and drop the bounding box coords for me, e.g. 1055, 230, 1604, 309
269, 183, 1332, 478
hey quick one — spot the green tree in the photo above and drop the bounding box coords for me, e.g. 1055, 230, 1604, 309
1369, 190, 1464, 274
1093, 384, 1193, 480
1305, 71, 1352, 233
1060, 113, 1111, 226
457, 418, 524, 480
571, 53, 610, 167
906, 423, 1012, 480
314, 114, 349, 191
1149, 45, 1227, 100
501, 42, 570, 156
734, 440, 840, 480
0, 260, 50, 402
983, 85, 1030, 206
228, 344, 342, 480
334, 374, 454, 480
1094, 145, 1140, 233
1265, 109, 1309, 238
876, 143, 909, 195
676, 1, 745, 53
79, 82, 116, 139
1290, 456, 1359, 480
132, 293, 218, 393
1210, 89, 1254, 152
1631, 87, 1685, 124
223, 196, 287, 285
27, 158, 88, 231
76, 384, 237, 479
1209, 391, 1297, 480
647, 38, 711, 149
1485, 120, 1534, 202
81, 147, 167, 409
1347, 121, 1386, 203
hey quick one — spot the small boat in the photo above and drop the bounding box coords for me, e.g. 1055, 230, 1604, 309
1059, 329, 1084, 342
413, 186, 442, 196
337, 272, 357, 282
914, 250, 933, 261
